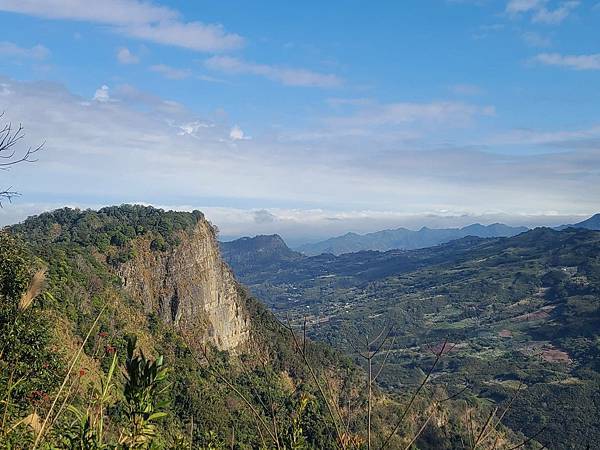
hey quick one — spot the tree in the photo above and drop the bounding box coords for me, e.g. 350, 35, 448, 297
0, 112, 43, 205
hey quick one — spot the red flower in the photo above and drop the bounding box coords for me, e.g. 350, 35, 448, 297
79, 369, 87, 377
105, 345, 116, 354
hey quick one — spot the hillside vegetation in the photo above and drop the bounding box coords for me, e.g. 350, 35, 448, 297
0, 205, 535, 449
223, 228, 600, 449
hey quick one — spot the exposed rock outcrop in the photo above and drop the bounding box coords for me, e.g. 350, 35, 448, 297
118, 219, 250, 351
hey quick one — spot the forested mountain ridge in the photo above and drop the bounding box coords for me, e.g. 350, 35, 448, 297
223, 226, 600, 449
295, 222, 528, 256
220, 234, 303, 277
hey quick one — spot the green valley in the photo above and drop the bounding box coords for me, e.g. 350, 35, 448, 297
222, 228, 600, 449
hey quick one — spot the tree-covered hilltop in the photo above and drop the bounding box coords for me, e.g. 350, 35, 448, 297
11, 205, 206, 263
1, 205, 534, 449
220, 234, 304, 278
223, 227, 600, 449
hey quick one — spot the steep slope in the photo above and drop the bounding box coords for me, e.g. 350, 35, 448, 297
296, 223, 528, 255
226, 227, 600, 449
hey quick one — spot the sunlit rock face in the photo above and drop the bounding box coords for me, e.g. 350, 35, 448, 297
119, 218, 250, 351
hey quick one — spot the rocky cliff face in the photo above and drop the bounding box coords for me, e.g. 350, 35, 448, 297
118, 219, 250, 351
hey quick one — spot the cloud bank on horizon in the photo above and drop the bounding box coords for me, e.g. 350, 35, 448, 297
0, 0, 598, 241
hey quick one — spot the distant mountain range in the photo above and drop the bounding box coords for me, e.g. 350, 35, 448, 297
555, 213, 600, 231
221, 213, 600, 260
295, 222, 529, 256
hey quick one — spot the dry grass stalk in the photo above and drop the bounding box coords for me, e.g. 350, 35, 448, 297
6, 411, 42, 435
18, 269, 46, 312
284, 316, 347, 448
378, 338, 452, 450
348, 324, 394, 450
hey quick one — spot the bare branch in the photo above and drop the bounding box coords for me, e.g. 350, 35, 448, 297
282, 315, 346, 448
378, 338, 449, 450
403, 411, 434, 450
372, 336, 395, 383
0, 112, 44, 205
506, 427, 547, 450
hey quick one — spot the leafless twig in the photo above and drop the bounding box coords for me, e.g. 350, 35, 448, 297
378, 338, 450, 450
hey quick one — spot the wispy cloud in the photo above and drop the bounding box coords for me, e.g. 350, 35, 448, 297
0, 41, 50, 60
325, 101, 495, 129
532, 1, 579, 24
205, 56, 342, 88
534, 52, 600, 70
116, 47, 139, 64
506, 0, 544, 14
490, 124, 600, 147
522, 31, 551, 47
150, 64, 191, 80
0, 0, 243, 52
506, 0, 579, 24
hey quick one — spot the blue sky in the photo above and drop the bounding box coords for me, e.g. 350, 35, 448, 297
0, 0, 599, 244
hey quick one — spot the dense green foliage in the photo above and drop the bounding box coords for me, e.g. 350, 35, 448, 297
223, 227, 600, 449
0, 233, 63, 448
11, 205, 205, 266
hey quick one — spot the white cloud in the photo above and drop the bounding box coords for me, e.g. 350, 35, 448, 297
93, 85, 112, 102
506, 0, 579, 24
124, 21, 243, 52
205, 56, 342, 88
116, 47, 139, 64
0, 0, 243, 52
150, 64, 191, 80
532, 1, 579, 24
0, 41, 50, 60
252, 209, 276, 224
178, 121, 214, 137
229, 125, 250, 141
534, 52, 600, 70
507, 0, 544, 14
